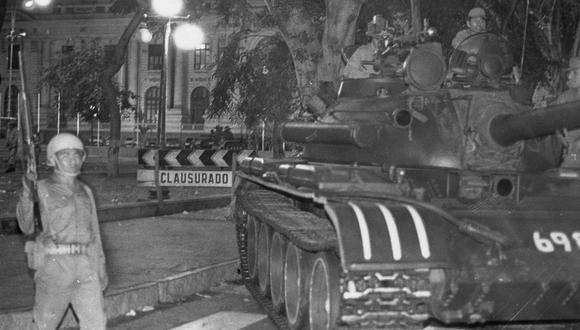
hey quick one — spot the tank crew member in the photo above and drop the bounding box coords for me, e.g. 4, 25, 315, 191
451, 7, 487, 48
17, 133, 108, 330
556, 56, 580, 168
342, 17, 383, 79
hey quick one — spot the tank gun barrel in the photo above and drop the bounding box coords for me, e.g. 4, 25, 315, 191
489, 100, 580, 147
281, 122, 379, 148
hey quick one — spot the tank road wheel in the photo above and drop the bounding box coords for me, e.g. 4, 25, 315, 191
308, 252, 340, 330
257, 223, 272, 296
284, 242, 313, 330
269, 232, 287, 313
246, 215, 259, 280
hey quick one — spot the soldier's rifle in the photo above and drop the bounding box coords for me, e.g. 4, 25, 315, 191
18, 50, 42, 233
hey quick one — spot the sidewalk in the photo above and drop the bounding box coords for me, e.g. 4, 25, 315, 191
0, 208, 240, 330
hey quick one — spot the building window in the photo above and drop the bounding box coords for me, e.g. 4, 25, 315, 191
8, 44, 20, 70
217, 33, 228, 60
193, 43, 210, 70
61, 45, 74, 54
190, 87, 209, 124
148, 44, 163, 70
144, 87, 160, 123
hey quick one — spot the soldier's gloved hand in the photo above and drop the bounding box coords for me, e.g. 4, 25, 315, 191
21, 175, 34, 200
99, 267, 109, 291
37, 234, 56, 251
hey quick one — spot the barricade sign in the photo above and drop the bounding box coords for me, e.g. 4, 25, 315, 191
137, 169, 233, 187
138, 148, 256, 168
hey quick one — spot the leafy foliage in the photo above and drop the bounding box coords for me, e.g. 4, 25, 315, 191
210, 32, 300, 129
39, 40, 113, 123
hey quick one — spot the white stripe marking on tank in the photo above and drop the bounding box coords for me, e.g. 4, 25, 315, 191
348, 202, 372, 260
404, 205, 431, 259
376, 204, 402, 261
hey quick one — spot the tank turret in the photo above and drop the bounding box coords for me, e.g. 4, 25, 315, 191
280, 95, 580, 172
280, 30, 575, 173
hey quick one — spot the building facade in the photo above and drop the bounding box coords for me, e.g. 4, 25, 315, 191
0, 0, 247, 145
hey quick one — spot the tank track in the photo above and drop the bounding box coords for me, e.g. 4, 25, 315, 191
339, 271, 431, 329
236, 220, 291, 330
239, 188, 338, 251
235, 183, 432, 329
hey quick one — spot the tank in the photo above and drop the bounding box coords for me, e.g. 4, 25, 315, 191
232, 29, 580, 329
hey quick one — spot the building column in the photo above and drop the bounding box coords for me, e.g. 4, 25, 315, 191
173, 50, 185, 110
127, 39, 138, 94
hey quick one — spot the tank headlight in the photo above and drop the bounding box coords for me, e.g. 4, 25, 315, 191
393, 109, 412, 128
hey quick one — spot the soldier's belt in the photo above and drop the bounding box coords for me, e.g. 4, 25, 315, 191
46, 243, 89, 255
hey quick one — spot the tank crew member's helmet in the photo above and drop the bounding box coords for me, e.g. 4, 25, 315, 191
46, 133, 86, 167
366, 15, 387, 37
468, 7, 486, 19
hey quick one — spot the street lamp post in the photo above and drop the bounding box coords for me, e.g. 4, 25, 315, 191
143, 0, 204, 148
157, 20, 171, 148
140, 0, 203, 202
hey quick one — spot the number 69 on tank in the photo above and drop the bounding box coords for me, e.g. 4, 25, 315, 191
533, 231, 580, 253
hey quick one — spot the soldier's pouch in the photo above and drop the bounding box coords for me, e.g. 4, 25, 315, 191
24, 240, 46, 270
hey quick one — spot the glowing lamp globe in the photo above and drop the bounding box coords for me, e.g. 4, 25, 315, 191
36, 0, 52, 7
139, 28, 153, 43
152, 0, 183, 17
174, 24, 204, 50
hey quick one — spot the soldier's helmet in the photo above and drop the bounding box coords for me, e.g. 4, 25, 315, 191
46, 133, 85, 167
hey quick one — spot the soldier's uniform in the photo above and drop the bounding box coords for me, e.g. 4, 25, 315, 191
6, 122, 18, 172
17, 133, 107, 330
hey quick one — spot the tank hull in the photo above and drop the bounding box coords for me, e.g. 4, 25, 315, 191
234, 33, 580, 329
233, 158, 580, 329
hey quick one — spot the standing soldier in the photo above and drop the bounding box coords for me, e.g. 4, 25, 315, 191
17, 133, 108, 330
5, 121, 18, 173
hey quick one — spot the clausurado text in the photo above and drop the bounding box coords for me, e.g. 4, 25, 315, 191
159, 170, 232, 187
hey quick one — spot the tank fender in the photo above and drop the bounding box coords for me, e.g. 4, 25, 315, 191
324, 200, 456, 272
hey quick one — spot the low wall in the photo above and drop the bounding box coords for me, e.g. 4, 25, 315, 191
85, 146, 138, 159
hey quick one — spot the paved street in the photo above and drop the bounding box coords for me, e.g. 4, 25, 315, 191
107, 282, 276, 330
0, 208, 240, 329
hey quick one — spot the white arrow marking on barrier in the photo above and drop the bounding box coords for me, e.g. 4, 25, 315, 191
142, 149, 156, 167
237, 150, 254, 164
164, 149, 181, 167
187, 149, 205, 167
211, 149, 229, 167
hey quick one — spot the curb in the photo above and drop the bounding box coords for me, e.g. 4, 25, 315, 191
0, 260, 240, 330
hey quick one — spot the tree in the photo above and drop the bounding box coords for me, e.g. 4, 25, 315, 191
39, 41, 108, 123
210, 0, 363, 157
37, 1, 145, 177
211, 33, 300, 157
